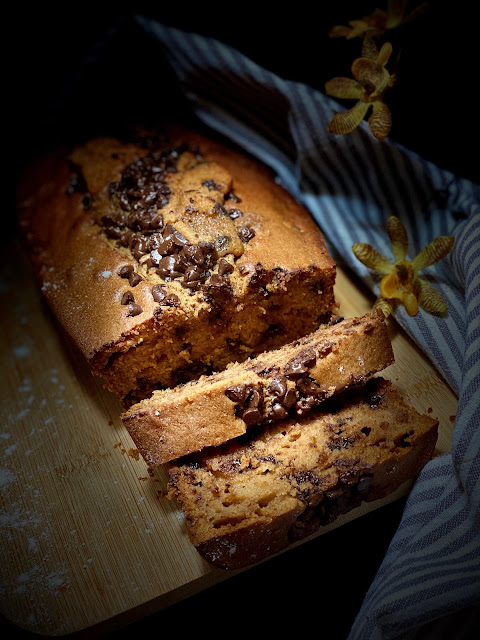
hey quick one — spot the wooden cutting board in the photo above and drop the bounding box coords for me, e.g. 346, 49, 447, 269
0, 238, 457, 637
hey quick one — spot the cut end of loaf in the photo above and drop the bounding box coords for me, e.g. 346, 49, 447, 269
122, 311, 394, 465
167, 378, 438, 569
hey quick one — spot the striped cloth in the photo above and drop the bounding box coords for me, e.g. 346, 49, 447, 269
73, 16, 478, 638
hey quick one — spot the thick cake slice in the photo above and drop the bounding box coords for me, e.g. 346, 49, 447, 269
122, 311, 394, 465
167, 378, 438, 570
17, 124, 336, 405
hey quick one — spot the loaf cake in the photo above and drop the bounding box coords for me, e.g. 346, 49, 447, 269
17, 123, 437, 573
123, 311, 394, 465
167, 378, 439, 569
17, 124, 336, 405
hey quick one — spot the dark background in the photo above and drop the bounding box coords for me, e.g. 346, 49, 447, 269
9, 2, 479, 638
14, 1, 478, 183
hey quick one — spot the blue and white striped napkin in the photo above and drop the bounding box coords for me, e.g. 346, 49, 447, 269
132, 18, 480, 638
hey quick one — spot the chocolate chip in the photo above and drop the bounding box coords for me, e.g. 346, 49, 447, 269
203, 274, 232, 307
199, 241, 216, 258
225, 384, 247, 405
148, 249, 161, 266
242, 407, 261, 425
282, 387, 297, 409
181, 244, 205, 267
151, 284, 180, 306
228, 208, 243, 219
182, 265, 202, 287
296, 377, 321, 397
225, 191, 241, 203
284, 347, 317, 378
272, 403, 288, 419
132, 237, 149, 260
295, 470, 322, 486
120, 229, 135, 248
151, 284, 167, 302
247, 388, 262, 409
104, 224, 123, 240
318, 341, 334, 357
163, 223, 188, 247
150, 213, 164, 230
128, 272, 143, 287
268, 375, 288, 400
296, 395, 317, 412
202, 179, 220, 191
238, 226, 255, 242
212, 202, 229, 216
147, 233, 164, 252
121, 291, 135, 305
163, 293, 180, 307
118, 264, 133, 278
128, 210, 154, 232
218, 258, 234, 277
127, 302, 143, 317
155, 234, 175, 256
157, 255, 179, 279
395, 431, 414, 448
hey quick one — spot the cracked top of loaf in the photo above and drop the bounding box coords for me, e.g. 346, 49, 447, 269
17, 124, 336, 399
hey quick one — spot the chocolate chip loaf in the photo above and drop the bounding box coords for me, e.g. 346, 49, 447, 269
167, 378, 439, 570
123, 311, 394, 465
17, 124, 336, 406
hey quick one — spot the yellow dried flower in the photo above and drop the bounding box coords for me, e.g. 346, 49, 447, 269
325, 41, 396, 140
328, 9, 388, 40
352, 216, 455, 318
328, 1, 430, 40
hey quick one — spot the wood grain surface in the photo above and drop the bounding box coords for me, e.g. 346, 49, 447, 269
0, 239, 458, 637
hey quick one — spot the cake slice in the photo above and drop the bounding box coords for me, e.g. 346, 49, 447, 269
122, 311, 394, 465
167, 378, 438, 569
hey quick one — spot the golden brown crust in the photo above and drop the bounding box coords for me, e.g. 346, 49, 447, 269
17, 125, 336, 402
122, 311, 394, 465
167, 378, 438, 570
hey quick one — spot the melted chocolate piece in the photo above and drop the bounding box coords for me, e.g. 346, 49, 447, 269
151, 284, 180, 307
118, 264, 133, 278
237, 226, 255, 242
225, 384, 247, 405
121, 291, 135, 305
268, 375, 288, 400
203, 274, 233, 309
227, 208, 243, 219
202, 179, 221, 191
127, 302, 143, 317
284, 347, 317, 378
296, 377, 321, 397
129, 272, 143, 287
225, 383, 265, 426
218, 259, 234, 277
242, 407, 262, 425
